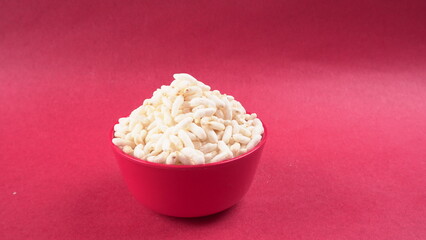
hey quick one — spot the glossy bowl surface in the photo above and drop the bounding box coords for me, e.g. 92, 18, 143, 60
111, 123, 267, 217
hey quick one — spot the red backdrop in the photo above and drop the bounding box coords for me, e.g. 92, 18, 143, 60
1, 0, 425, 239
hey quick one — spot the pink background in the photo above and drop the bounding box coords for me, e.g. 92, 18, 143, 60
1, 0, 425, 239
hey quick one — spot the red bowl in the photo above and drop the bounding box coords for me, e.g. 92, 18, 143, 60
111, 124, 267, 217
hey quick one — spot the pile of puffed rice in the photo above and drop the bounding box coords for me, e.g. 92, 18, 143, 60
112, 73, 264, 165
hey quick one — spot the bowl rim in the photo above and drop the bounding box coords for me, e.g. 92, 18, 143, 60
111, 119, 267, 169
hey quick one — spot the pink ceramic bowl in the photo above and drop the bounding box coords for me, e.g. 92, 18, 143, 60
111, 123, 267, 217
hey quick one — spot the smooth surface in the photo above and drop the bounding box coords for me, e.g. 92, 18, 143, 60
1, 0, 425, 239
113, 126, 266, 217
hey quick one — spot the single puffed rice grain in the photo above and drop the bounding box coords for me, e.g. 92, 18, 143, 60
194, 108, 216, 119
171, 95, 184, 117
199, 143, 217, 154
169, 135, 183, 149
222, 125, 233, 144
232, 134, 251, 145
188, 123, 207, 141
230, 142, 241, 156
246, 134, 262, 151
206, 121, 225, 131
123, 145, 133, 155
134, 144, 145, 159
210, 151, 232, 163
204, 128, 218, 143
166, 152, 178, 165
218, 141, 233, 157
178, 130, 194, 148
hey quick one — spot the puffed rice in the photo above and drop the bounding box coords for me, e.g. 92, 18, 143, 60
112, 74, 264, 165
